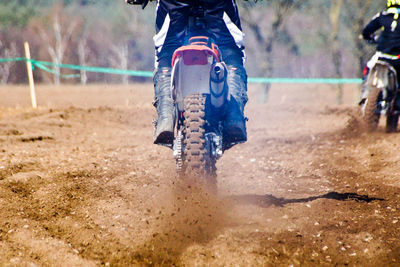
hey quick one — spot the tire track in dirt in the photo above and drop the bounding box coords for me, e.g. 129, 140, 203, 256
0, 84, 399, 266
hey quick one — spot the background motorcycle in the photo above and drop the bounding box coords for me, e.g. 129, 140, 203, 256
360, 38, 400, 132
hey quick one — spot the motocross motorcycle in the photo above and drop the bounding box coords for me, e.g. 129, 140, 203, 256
128, 0, 245, 186
360, 45, 400, 132
171, 6, 242, 186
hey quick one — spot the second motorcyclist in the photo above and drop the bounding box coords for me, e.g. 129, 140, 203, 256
361, 0, 400, 98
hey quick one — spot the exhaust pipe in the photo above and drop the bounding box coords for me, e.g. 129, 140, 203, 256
210, 62, 227, 108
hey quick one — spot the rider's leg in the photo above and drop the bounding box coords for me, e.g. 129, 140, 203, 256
202, 0, 248, 145
153, 65, 174, 145
221, 51, 248, 144
153, 1, 189, 145
224, 64, 248, 143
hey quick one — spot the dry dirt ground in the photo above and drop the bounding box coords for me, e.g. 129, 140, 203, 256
0, 84, 399, 266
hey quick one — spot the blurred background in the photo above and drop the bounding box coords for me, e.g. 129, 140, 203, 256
0, 1, 381, 89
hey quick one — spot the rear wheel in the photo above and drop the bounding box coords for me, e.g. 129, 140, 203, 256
362, 87, 381, 131
182, 93, 217, 189
183, 94, 206, 175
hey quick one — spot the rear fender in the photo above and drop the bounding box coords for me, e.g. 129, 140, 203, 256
172, 52, 213, 111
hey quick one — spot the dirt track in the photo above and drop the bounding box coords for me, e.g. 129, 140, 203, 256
0, 84, 399, 266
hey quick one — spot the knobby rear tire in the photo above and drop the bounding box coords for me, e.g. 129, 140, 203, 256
363, 87, 381, 132
182, 93, 217, 190
183, 93, 207, 176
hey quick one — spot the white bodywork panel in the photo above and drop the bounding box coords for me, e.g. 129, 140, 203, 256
368, 61, 397, 90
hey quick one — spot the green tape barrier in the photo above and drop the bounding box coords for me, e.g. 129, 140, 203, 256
248, 77, 362, 84
0, 57, 362, 84
33, 61, 80, 79
0, 57, 27, 63
30, 59, 154, 78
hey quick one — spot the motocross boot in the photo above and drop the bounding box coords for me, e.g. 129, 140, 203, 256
153, 67, 175, 145
224, 65, 248, 145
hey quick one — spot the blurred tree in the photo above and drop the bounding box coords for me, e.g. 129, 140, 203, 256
0, 1, 38, 30
240, 0, 307, 102
67, 2, 97, 84
31, 3, 78, 85
0, 41, 18, 84
0, 0, 384, 86
330, 0, 344, 104
77, 29, 89, 84
342, 0, 380, 76
106, 4, 154, 84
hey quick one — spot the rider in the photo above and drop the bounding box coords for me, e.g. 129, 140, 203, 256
126, 0, 250, 147
362, 0, 400, 95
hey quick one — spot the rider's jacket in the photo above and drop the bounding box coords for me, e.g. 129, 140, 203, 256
154, 0, 245, 67
362, 7, 400, 55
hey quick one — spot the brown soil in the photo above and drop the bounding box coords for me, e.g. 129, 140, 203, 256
0, 84, 399, 266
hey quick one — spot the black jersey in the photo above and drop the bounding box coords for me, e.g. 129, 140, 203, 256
362, 8, 400, 55
154, 0, 245, 67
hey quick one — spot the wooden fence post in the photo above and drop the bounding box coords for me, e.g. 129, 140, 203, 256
24, 42, 37, 109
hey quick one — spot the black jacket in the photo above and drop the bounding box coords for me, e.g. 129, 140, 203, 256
154, 0, 245, 66
362, 8, 400, 55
